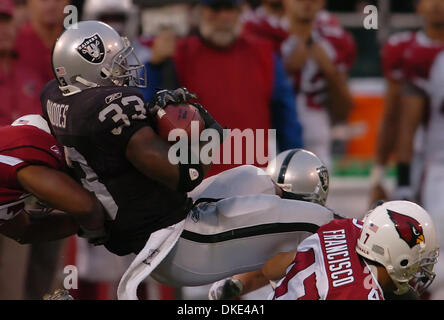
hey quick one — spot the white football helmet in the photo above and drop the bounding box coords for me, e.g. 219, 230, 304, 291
52, 20, 147, 96
11, 114, 51, 134
356, 201, 439, 295
266, 149, 329, 205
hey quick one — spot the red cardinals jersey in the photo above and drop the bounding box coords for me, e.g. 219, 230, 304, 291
281, 24, 356, 111
381, 31, 416, 81
0, 125, 64, 225
243, 8, 342, 54
271, 219, 384, 300
386, 31, 444, 164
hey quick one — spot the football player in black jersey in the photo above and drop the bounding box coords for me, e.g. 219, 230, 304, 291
43, 21, 338, 297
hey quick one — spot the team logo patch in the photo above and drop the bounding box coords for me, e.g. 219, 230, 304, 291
76, 34, 105, 64
316, 166, 329, 192
387, 209, 425, 248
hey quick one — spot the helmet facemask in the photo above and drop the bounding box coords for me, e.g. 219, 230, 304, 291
409, 248, 439, 294
102, 37, 147, 88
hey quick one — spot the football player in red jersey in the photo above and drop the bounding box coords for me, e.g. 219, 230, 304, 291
0, 114, 106, 245
268, 201, 438, 300
280, 0, 356, 167
370, 0, 444, 299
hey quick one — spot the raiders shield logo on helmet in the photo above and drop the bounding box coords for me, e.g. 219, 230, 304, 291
387, 209, 425, 248
76, 34, 105, 64
317, 166, 329, 192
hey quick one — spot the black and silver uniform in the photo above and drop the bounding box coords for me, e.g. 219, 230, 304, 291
41, 80, 190, 256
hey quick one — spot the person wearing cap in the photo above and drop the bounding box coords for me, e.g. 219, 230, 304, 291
173, 0, 303, 176
0, 0, 44, 126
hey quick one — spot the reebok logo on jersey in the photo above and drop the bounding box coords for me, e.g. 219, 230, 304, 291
189, 168, 200, 181
77, 34, 105, 64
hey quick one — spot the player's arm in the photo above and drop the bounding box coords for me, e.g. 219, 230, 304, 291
311, 43, 354, 123
126, 126, 182, 190
282, 36, 310, 73
370, 79, 403, 203
16, 165, 105, 233
0, 209, 79, 244
262, 250, 297, 281
126, 89, 223, 192
208, 270, 271, 300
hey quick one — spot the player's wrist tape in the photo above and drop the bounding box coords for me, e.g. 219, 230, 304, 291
396, 162, 411, 187
177, 160, 204, 192
369, 164, 385, 187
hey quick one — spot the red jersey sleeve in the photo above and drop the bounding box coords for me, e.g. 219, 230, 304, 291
381, 31, 415, 81
319, 27, 357, 74
0, 126, 65, 179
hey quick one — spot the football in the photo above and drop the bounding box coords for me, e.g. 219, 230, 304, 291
156, 104, 205, 143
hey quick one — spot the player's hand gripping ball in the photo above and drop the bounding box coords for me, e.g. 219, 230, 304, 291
156, 104, 205, 143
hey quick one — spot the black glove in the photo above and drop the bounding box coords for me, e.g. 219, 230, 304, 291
147, 87, 198, 116
77, 225, 109, 246
191, 102, 227, 144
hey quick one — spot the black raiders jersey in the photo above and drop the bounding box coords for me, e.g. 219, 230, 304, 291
40, 80, 190, 256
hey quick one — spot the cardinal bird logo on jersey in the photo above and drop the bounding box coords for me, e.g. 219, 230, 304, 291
76, 34, 105, 64
387, 209, 424, 248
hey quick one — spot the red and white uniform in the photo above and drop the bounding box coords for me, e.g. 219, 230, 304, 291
381, 31, 426, 200
0, 59, 45, 126
394, 31, 444, 299
0, 125, 64, 225
271, 219, 384, 300
282, 25, 356, 167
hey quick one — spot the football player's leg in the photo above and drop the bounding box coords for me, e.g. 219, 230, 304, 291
188, 165, 276, 201
422, 164, 444, 299
151, 194, 334, 287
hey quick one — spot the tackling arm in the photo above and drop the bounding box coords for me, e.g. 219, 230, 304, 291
16, 165, 106, 233
0, 210, 79, 244
126, 126, 211, 192
262, 251, 297, 281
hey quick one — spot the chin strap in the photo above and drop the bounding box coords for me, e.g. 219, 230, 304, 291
75, 76, 99, 88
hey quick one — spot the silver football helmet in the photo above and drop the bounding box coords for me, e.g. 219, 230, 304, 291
266, 149, 329, 205
52, 20, 147, 96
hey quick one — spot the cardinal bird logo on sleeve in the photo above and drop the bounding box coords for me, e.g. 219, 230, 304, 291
387, 209, 425, 248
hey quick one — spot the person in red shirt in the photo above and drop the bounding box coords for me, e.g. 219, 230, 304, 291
15, 0, 69, 86
0, 0, 44, 125
174, 0, 303, 176
268, 201, 438, 300
280, 0, 356, 168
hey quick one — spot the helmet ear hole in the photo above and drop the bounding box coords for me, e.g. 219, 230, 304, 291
100, 71, 108, 79
400, 259, 409, 267
371, 200, 385, 210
